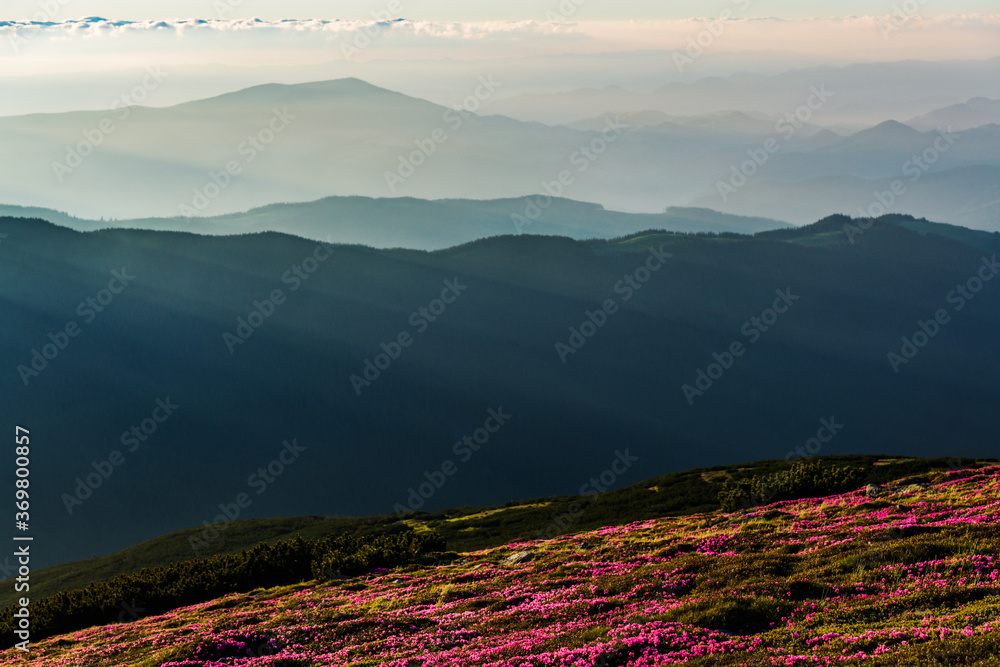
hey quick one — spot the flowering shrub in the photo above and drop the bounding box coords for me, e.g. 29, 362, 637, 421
188, 630, 279, 660
3, 466, 999, 666
0, 531, 445, 649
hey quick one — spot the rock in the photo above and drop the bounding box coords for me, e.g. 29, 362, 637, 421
897, 483, 929, 494
865, 484, 885, 498
503, 550, 534, 565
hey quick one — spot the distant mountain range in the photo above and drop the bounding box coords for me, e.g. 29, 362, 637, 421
489, 59, 1000, 126
907, 97, 1000, 132
692, 165, 1000, 229
1, 76, 998, 228
0, 198, 791, 250
2, 213, 998, 568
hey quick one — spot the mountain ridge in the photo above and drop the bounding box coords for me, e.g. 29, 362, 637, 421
2, 73, 999, 223
3, 212, 999, 568
0, 197, 793, 250
2, 453, 994, 619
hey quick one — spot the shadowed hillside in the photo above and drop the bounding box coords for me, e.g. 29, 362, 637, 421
1, 213, 999, 568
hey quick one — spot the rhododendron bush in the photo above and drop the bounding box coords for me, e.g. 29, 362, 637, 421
4, 466, 998, 666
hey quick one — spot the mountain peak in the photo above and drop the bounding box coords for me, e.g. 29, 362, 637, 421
868, 119, 920, 134
967, 96, 997, 107
171, 77, 404, 111
837, 119, 922, 147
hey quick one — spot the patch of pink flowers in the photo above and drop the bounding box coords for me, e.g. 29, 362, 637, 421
2, 466, 998, 666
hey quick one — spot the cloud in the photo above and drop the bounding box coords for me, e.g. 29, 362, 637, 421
1, 15, 997, 69
0, 17, 598, 62
0, 17, 582, 38
1, 13, 997, 34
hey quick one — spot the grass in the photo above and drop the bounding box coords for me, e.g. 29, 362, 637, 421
0, 455, 993, 614
5, 463, 999, 665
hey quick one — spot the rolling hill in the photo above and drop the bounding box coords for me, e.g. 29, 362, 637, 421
692, 165, 1000, 229
489, 58, 1000, 126
4, 460, 1000, 665
2, 76, 999, 225
0, 198, 792, 250
2, 213, 999, 568
907, 97, 1000, 131
0, 453, 989, 613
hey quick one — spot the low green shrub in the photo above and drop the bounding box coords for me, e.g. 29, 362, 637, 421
718, 460, 866, 512
0, 530, 444, 648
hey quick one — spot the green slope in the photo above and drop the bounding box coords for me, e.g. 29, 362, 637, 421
2, 453, 991, 613
3, 212, 1000, 570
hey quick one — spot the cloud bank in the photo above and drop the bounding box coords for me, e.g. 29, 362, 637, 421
3, 14, 999, 49
1, 15, 997, 79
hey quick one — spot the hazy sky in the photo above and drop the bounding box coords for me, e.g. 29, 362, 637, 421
1, 2, 997, 115
4, 0, 1000, 21
4, 0, 998, 73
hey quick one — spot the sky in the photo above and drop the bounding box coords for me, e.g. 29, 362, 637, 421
4, 0, 1000, 21
1, 1, 998, 115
